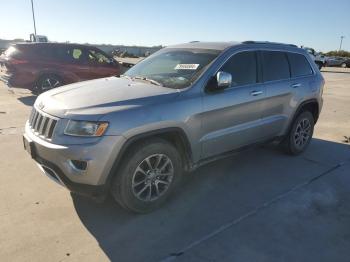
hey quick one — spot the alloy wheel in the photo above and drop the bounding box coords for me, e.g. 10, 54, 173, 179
293, 118, 311, 149
41, 77, 61, 90
132, 154, 174, 202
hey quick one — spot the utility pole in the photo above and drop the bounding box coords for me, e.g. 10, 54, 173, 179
30, 0, 37, 36
339, 36, 345, 51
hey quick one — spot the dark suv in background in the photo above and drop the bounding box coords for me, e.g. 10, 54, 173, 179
0, 43, 120, 93
325, 56, 350, 68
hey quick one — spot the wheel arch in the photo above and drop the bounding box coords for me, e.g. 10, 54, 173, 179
286, 99, 319, 135
104, 127, 194, 189
297, 99, 319, 122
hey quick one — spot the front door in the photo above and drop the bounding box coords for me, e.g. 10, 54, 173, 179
201, 51, 266, 159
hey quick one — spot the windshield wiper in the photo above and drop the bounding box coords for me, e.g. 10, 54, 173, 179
133, 76, 163, 86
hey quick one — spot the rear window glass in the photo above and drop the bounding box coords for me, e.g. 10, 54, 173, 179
262, 51, 290, 82
38, 46, 87, 63
287, 53, 313, 77
72, 49, 82, 59
52, 47, 71, 61
34, 46, 53, 59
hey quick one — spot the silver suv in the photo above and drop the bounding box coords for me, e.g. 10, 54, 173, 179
23, 41, 324, 213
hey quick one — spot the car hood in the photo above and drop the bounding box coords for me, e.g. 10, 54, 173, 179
35, 77, 180, 120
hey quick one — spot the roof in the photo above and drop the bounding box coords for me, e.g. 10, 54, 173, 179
166, 41, 298, 51
242, 41, 298, 48
13, 42, 95, 49
166, 41, 240, 51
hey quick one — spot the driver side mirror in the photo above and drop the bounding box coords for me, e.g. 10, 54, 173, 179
217, 71, 232, 88
206, 71, 232, 92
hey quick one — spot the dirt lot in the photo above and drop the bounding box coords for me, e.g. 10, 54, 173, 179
0, 69, 349, 262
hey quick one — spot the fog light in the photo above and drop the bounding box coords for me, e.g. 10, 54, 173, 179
70, 160, 88, 171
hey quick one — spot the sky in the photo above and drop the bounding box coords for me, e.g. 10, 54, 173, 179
0, 0, 349, 52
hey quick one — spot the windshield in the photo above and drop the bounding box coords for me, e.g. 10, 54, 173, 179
124, 48, 220, 89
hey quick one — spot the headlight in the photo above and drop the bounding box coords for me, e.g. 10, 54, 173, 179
64, 120, 109, 137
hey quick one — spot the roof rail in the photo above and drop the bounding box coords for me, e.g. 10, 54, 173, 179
189, 41, 200, 43
242, 41, 298, 48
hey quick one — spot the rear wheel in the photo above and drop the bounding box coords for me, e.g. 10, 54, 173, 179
341, 62, 347, 68
284, 111, 314, 155
111, 138, 183, 213
36, 74, 63, 93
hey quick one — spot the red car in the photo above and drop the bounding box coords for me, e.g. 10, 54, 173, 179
0, 43, 121, 93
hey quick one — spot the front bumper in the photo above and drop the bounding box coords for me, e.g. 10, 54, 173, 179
24, 122, 126, 197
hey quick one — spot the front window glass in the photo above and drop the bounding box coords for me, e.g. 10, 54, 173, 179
221, 51, 257, 87
124, 48, 220, 89
88, 50, 110, 64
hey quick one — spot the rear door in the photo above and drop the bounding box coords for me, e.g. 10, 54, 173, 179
259, 50, 314, 138
201, 51, 266, 159
287, 52, 316, 104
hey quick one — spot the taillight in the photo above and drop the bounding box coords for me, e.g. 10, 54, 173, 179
9, 58, 28, 65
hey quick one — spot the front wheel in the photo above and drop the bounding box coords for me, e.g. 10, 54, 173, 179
341, 62, 347, 68
111, 138, 183, 213
284, 111, 314, 155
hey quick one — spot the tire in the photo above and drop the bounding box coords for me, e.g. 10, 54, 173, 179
284, 111, 314, 155
36, 74, 63, 94
341, 63, 347, 68
111, 138, 183, 213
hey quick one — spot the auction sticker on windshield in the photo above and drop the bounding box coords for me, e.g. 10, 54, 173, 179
174, 64, 200, 70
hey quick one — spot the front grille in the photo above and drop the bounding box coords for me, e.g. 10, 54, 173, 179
28, 108, 58, 139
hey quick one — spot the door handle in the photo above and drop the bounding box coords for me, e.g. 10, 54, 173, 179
250, 90, 263, 96
291, 83, 301, 88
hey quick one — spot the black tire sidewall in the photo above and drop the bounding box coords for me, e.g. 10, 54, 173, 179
113, 139, 182, 213
287, 111, 314, 155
